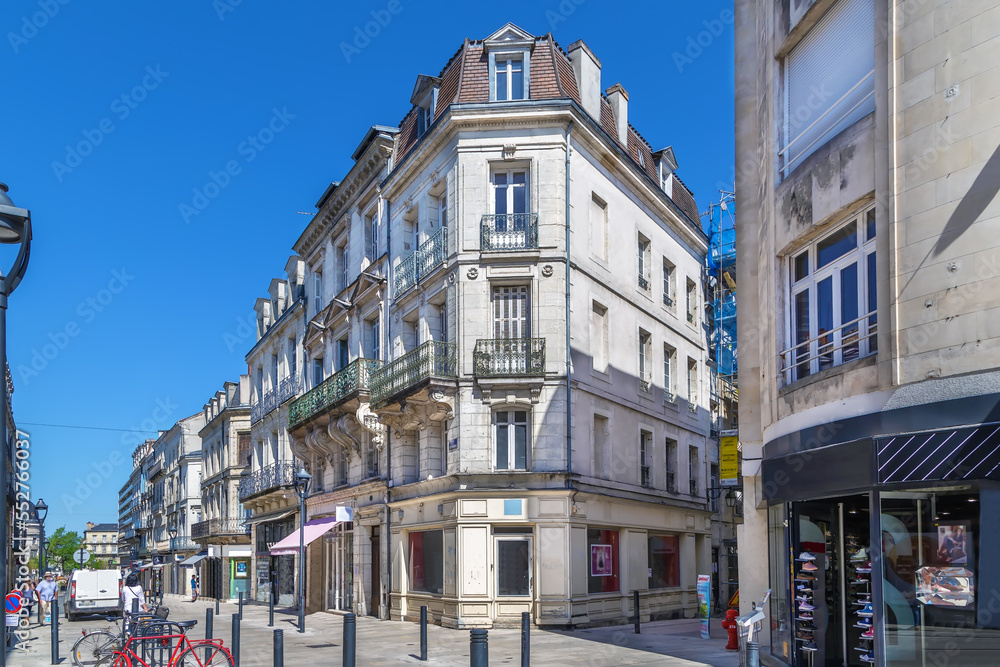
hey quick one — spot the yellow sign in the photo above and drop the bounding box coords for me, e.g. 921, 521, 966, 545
720, 435, 739, 485
729, 588, 739, 608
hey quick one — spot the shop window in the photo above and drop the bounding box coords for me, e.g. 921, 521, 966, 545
408, 530, 444, 595
648, 534, 680, 588
587, 528, 620, 594
496, 539, 530, 597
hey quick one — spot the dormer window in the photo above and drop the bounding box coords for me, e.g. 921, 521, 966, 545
417, 104, 433, 136
484, 23, 534, 103
494, 57, 525, 101
410, 74, 441, 138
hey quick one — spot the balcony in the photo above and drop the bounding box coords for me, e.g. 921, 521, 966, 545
481, 213, 538, 251
370, 340, 456, 409
638, 274, 650, 291
252, 374, 303, 424
394, 227, 448, 297
191, 517, 249, 540
288, 359, 381, 430
473, 338, 545, 377
238, 461, 297, 502
170, 536, 199, 552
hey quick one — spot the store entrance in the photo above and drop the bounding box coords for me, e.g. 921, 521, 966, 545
793, 495, 871, 667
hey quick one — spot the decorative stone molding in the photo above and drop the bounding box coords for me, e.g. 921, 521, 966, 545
448, 272, 456, 284
357, 403, 386, 451
503, 144, 517, 160
467, 267, 479, 280
541, 264, 554, 277
378, 390, 454, 436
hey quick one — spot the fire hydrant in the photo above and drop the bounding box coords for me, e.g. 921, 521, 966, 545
721, 608, 740, 650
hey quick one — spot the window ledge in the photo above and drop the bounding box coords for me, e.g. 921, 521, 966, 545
778, 353, 876, 396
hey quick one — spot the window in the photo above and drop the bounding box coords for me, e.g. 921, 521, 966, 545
416, 104, 432, 137
662, 259, 675, 308
335, 443, 348, 486
638, 330, 651, 392
493, 286, 529, 339
436, 302, 448, 343
710, 464, 720, 513
366, 208, 380, 260
665, 438, 677, 493
784, 206, 876, 383
663, 344, 676, 402
437, 191, 448, 229
494, 56, 525, 101
492, 169, 528, 217
365, 433, 379, 479
781, 0, 875, 176
637, 235, 650, 290
591, 301, 608, 374
338, 243, 349, 292
337, 338, 349, 369
313, 270, 323, 316
312, 357, 324, 387
648, 534, 680, 588
494, 410, 528, 471
686, 279, 697, 323
587, 528, 620, 594
689, 446, 699, 495
593, 415, 609, 480
287, 338, 296, 379
496, 538, 530, 597
687, 358, 698, 411
590, 194, 608, 261
639, 430, 651, 487
271, 353, 279, 389
408, 530, 444, 594
368, 315, 381, 361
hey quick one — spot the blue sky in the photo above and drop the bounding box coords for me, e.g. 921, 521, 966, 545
2, 0, 735, 536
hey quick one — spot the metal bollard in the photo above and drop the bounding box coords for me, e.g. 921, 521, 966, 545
521, 612, 530, 667
343, 613, 356, 667
205, 608, 214, 664
232, 613, 241, 666
216, 596, 220, 616
50, 598, 59, 665
633, 590, 640, 634
470, 628, 488, 667
746, 640, 760, 667
273, 629, 284, 667
239, 592, 244, 620
419, 605, 428, 661
268, 591, 274, 627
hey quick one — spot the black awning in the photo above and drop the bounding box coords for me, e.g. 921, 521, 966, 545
876, 422, 1000, 485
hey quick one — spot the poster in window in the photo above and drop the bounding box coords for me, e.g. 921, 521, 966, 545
937, 524, 971, 564
916, 566, 974, 607
234, 561, 248, 579
591, 544, 613, 577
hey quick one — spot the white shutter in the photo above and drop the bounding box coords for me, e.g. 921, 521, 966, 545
783, 0, 875, 175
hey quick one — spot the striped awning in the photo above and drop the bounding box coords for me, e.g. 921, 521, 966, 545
876, 423, 1000, 484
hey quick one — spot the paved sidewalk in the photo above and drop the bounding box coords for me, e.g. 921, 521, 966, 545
6, 595, 740, 666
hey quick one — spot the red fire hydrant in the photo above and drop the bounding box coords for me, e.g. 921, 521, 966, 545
721, 608, 740, 650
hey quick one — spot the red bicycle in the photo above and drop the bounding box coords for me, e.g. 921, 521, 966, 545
99, 619, 234, 667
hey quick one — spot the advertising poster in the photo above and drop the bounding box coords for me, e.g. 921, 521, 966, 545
720, 434, 740, 486
937, 524, 971, 564
234, 561, 248, 579
916, 566, 974, 607
697, 574, 712, 639
591, 544, 613, 576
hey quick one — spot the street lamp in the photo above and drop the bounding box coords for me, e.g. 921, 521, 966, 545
295, 467, 311, 633
168, 525, 178, 597
34, 498, 48, 575
0, 183, 31, 667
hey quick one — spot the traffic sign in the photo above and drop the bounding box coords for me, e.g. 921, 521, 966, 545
5, 592, 21, 614
74, 548, 91, 565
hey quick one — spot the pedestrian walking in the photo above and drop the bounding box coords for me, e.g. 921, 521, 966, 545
121, 572, 148, 631
23, 580, 36, 621
191, 574, 199, 602
35, 572, 57, 626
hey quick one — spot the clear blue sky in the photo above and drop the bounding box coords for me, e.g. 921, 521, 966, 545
3, 0, 735, 537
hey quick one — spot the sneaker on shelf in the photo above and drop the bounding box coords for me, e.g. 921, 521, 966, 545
796, 630, 813, 639
797, 573, 816, 581
850, 547, 867, 561
801, 562, 819, 572
862, 628, 874, 639
860, 651, 875, 663
857, 617, 873, 628
857, 603, 874, 617
802, 642, 818, 650
796, 584, 812, 591
798, 613, 813, 621
799, 602, 816, 612
798, 552, 816, 561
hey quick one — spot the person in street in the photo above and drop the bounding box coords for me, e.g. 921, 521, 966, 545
121, 572, 148, 631
35, 572, 57, 626
190, 574, 199, 602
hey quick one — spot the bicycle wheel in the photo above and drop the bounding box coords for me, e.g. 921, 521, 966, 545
174, 644, 235, 667
73, 631, 119, 667
95, 650, 131, 667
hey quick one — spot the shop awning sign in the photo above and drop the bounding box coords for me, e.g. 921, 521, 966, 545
720, 433, 740, 486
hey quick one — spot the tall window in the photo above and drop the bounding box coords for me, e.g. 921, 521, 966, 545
365, 433, 379, 479
662, 259, 675, 308
492, 170, 528, 218
591, 301, 608, 374
639, 430, 651, 487
416, 104, 433, 137
781, 0, 875, 176
337, 338, 349, 369
648, 534, 680, 588
637, 235, 650, 290
710, 464, 720, 513
686, 279, 697, 323
587, 528, 620, 594
336, 442, 348, 486
369, 315, 381, 361
338, 243, 349, 292
689, 446, 699, 495
665, 438, 677, 493
313, 269, 323, 316
785, 206, 876, 383
663, 344, 676, 402
494, 57, 525, 101
493, 286, 529, 339
590, 193, 608, 261
494, 410, 528, 471
687, 358, 698, 409
312, 357, 324, 387
287, 338, 296, 379
271, 353, 278, 389
408, 530, 444, 594
593, 415, 609, 480
367, 208, 380, 260
638, 330, 651, 392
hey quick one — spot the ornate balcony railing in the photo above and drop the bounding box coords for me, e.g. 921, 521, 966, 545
169, 536, 199, 551
638, 274, 650, 291
370, 340, 456, 409
238, 461, 297, 502
481, 213, 538, 251
288, 359, 382, 430
394, 227, 448, 297
278, 373, 301, 404
474, 338, 545, 377
191, 517, 249, 540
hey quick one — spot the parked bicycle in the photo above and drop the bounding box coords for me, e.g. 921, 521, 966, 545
98, 618, 233, 667
72, 606, 170, 667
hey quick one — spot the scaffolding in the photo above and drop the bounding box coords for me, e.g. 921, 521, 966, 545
703, 190, 737, 434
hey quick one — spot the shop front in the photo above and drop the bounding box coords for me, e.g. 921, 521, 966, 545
253, 513, 297, 605
763, 421, 1000, 666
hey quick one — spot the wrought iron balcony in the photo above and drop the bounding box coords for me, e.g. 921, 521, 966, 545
169, 536, 199, 551
251, 386, 277, 424
238, 461, 297, 502
638, 274, 650, 291
191, 517, 249, 540
394, 227, 448, 297
663, 294, 674, 307
370, 340, 456, 409
687, 311, 695, 323
278, 373, 301, 404
639, 379, 651, 393
481, 213, 538, 251
473, 338, 545, 377
288, 359, 381, 430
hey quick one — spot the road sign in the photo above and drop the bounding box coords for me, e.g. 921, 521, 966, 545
74, 548, 91, 565
5, 593, 21, 614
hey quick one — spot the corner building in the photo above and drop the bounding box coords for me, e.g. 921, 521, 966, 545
735, 0, 1000, 665
288, 23, 715, 629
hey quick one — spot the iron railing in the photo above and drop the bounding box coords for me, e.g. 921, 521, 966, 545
394, 227, 448, 297
639, 379, 651, 393
687, 311, 695, 323
638, 274, 650, 291
238, 461, 297, 502
779, 311, 877, 385
370, 340, 456, 409
288, 359, 381, 430
169, 536, 199, 551
481, 213, 538, 251
473, 338, 545, 377
278, 373, 301, 404
663, 294, 674, 307
191, 517, 249, 540
251, 387, 277, 424
664, 390, 676, 404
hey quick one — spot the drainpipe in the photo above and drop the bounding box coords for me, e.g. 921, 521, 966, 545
383, 190, 393, 619
565, 121, 573, 489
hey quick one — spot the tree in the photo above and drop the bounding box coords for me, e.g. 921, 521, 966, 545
46, 527, 84, 572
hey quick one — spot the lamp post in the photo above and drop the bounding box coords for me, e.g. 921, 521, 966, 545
294, 467, 311, 633
35, 498, 48, 575
0, 185, 31, 667
168, 525, 178, 596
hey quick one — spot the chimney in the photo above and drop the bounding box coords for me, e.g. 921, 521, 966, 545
567, 40, 602, 121
605, 83, 629, 145
87, 522, 95, 530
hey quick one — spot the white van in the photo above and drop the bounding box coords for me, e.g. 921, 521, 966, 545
66, 569, 121, 621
